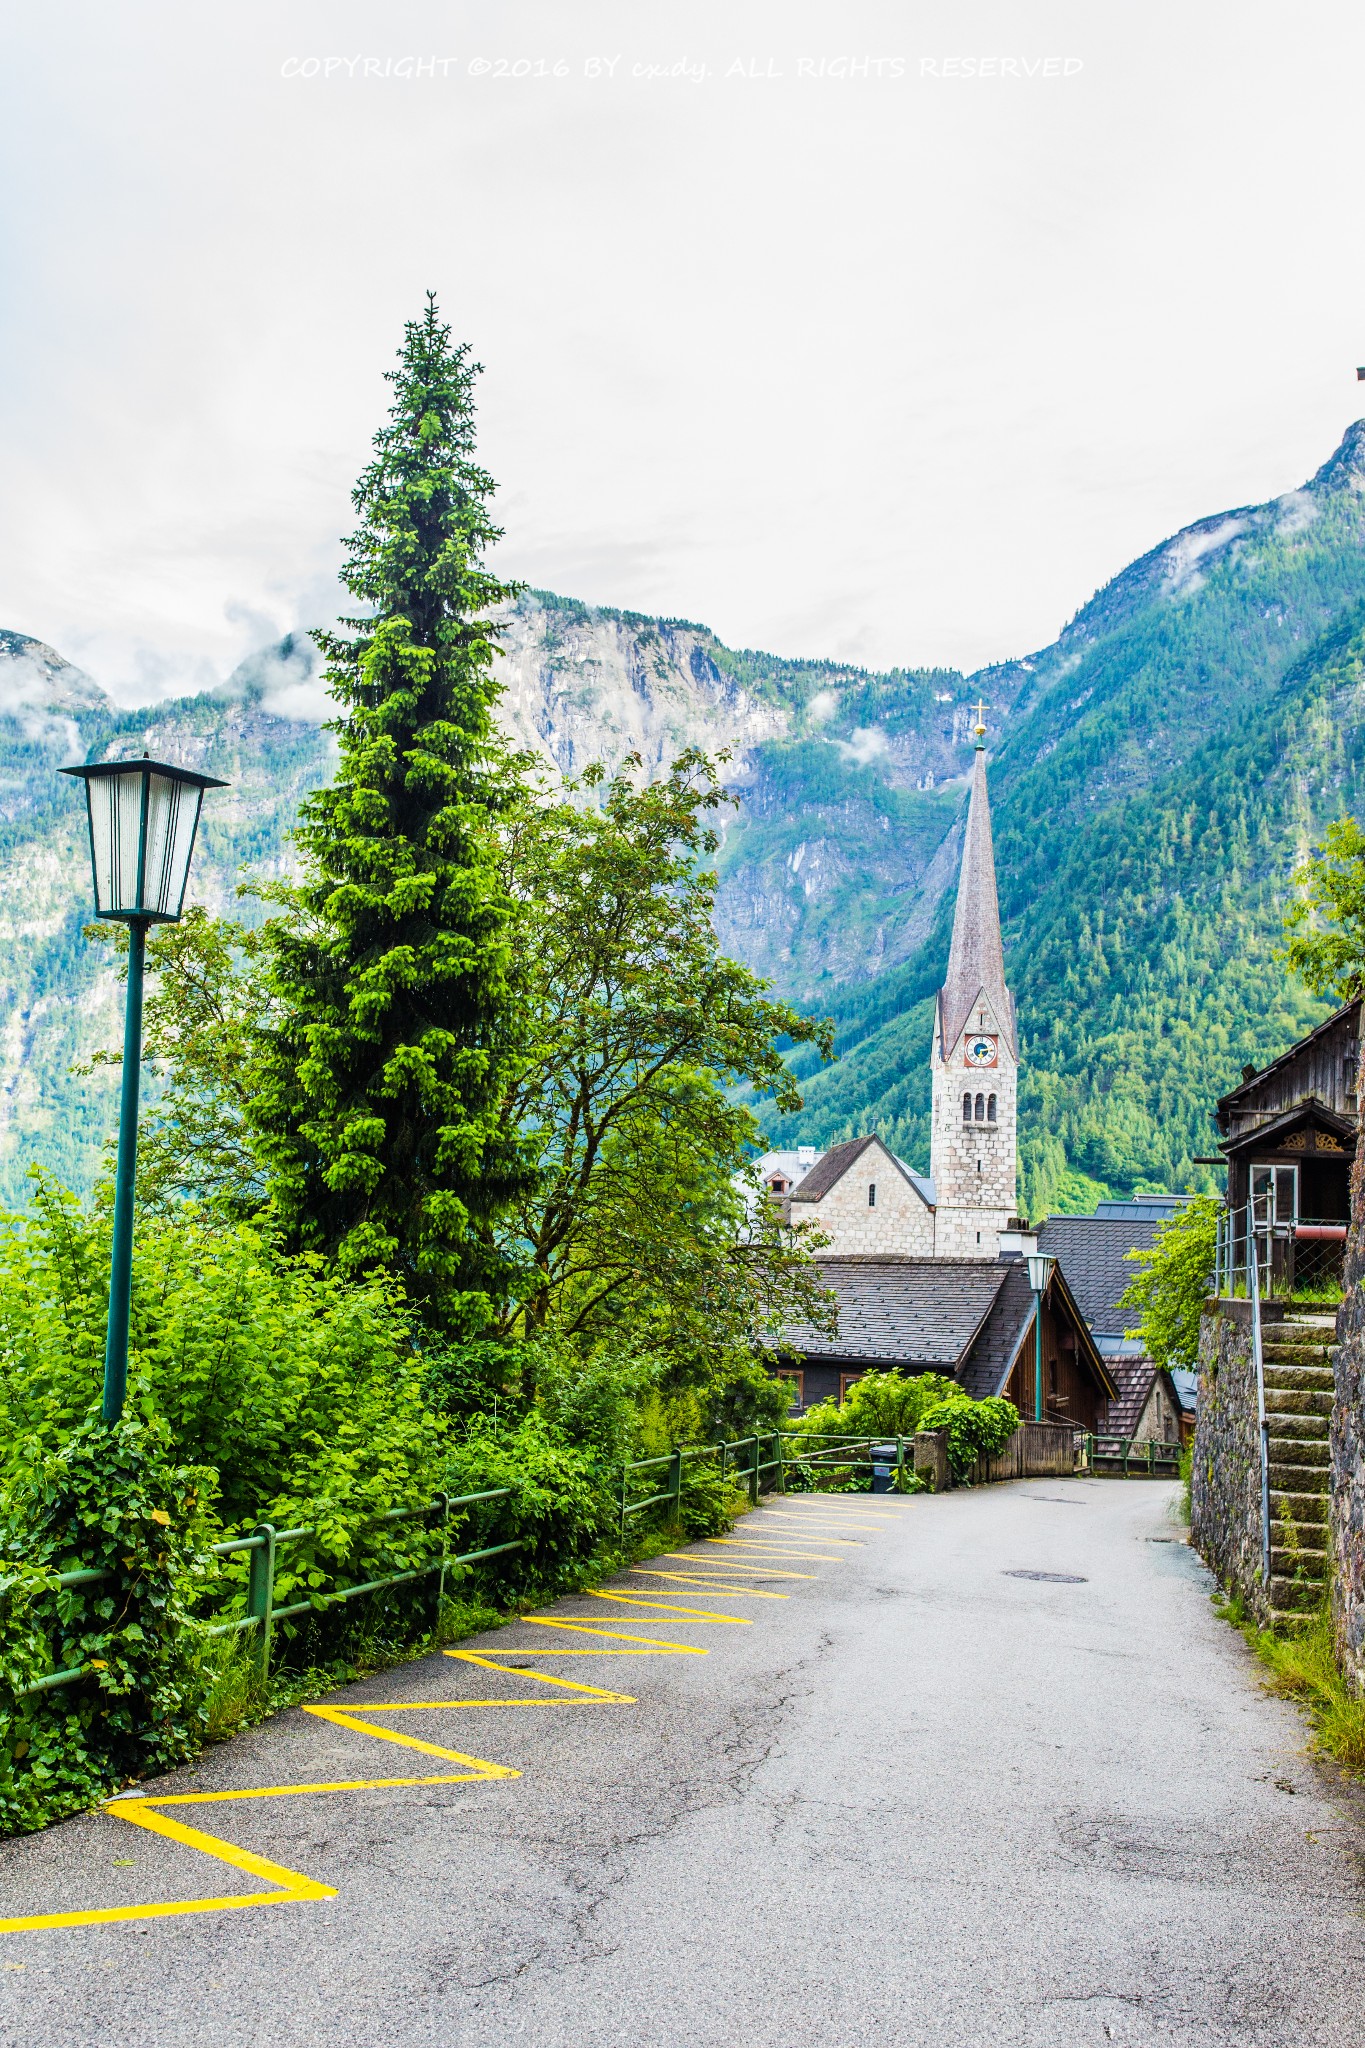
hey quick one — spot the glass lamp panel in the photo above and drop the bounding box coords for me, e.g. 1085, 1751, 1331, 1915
142, 772, 203, 917
87, 768, 146, 915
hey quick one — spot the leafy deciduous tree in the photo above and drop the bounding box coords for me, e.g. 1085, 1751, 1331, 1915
492, 750, 837, 1393
1118, 1192, 1220, 1369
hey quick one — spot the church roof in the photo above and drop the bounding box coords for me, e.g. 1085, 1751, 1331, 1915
938, 745, 1016, 1058
788, 1133, 934, 1208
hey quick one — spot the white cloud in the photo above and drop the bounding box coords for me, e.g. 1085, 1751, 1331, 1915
0, 3, 1362, 686
836, 725, 889, 766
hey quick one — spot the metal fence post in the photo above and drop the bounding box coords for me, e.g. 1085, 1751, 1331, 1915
669, 1446, 683, 1524
620, 1464, 628, 1539
434, 1491, 451, 1620
776, 1432, 785, 1492
748, 1437, 760, 1507
246, 1523, 276, 1681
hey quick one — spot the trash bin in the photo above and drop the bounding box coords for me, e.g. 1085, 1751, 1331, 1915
870, 1442, 898, 1494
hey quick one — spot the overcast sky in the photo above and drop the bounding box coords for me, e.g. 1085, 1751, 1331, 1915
1, 0, 1363, 704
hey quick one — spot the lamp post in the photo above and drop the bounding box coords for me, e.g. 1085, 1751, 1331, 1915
1025, 1251, 1056, 1422
61, 755, 227, 1424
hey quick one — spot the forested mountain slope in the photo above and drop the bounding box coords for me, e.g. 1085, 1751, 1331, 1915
3, 424, 1365, 1213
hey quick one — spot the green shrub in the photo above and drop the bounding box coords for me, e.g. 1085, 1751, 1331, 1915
918, 1395, 1020, 1479
443, 1413, 614, 1599
0, 1411, 217, 1835
789, 1370, 960, 1442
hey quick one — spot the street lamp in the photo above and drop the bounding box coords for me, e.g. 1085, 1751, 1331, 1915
1025, 1251, 1056, 1423
62, 755, 227, 1424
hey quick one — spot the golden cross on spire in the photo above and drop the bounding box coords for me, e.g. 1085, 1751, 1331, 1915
972, 697, 988, 737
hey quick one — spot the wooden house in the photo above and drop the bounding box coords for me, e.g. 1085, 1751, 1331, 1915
1215, 1000, 1359, 1292
777, 1253, 1117, 1425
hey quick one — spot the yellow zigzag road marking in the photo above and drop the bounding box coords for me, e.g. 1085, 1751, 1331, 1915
1, 1549, 821, 1935
628, 1570, 788, 1599
0, 1656, 633, 1935
756, 1514, 889, 1532
582, 1591, 750, 1624
659, 1553, 815, 1579
703, 1539, 847, 1562
500, 1617, 710, 1653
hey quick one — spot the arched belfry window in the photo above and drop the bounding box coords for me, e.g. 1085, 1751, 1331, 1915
962, 1093, 972, 1122
987, 1094, 997, 1123
975, 1093, 985, 1122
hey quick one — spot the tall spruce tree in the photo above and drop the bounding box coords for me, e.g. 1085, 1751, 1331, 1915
252, 296, 531, 1326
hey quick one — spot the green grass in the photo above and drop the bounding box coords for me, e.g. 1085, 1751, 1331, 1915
1215, 1596, 1365, 1777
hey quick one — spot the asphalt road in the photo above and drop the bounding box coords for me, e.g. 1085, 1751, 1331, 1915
2, 1480, 1362, 2048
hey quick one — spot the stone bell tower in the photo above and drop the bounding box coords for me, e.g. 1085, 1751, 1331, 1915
930, 707, 1019, 1257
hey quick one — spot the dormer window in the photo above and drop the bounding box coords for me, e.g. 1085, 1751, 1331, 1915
868, 1182, 877, 1207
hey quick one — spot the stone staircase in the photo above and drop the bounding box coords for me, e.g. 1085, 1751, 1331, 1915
1264, 1312, 1336, 1623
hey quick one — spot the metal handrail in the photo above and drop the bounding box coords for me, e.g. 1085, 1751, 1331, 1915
13, 1485, 520, 1699
1247, 1198, 1272, 1592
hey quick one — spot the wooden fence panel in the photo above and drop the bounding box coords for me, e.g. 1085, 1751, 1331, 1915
972, 1421, 1078, 1485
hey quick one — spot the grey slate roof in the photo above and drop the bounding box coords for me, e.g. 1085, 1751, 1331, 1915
782, 1256, 1008, 1368
955, 1260, 1037, 1400
1102, 1360, 1158, 1437
938, 745, 1017, 1058
1035, 1212, 1167, 1336
782, 1254, 1118, 1406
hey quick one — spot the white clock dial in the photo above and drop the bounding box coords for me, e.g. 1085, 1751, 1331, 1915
965, 1036, 997, 1067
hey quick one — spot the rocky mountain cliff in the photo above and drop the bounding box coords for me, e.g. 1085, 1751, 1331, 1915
5, 422, 1365, 1213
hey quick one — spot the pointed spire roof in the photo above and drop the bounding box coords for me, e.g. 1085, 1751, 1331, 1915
938, 737, 1016, 1057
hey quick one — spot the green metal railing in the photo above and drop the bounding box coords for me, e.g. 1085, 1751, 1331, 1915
619, 1434, 786, 1528
15, 1432, 919, 1703
1081, 1434, 1183, 1477
14, 1486, 525, 1700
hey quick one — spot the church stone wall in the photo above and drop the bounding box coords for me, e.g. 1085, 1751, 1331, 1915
797, 1151, 935, 1257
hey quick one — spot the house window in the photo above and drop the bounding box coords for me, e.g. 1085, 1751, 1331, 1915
839, 1372, 864, 1404
975, 1092, 985, 1121
962, 1092, 972, 1122
772, 1368, 804, 1413
1250, 1162, 1298, 1227
868, 1182, 877, 1208
987, 1094, 997, 1123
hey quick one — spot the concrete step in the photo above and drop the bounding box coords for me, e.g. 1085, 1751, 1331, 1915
1269, 1576, 1326, 1610
1264, 1413, 1331, 1440
1269, 1608, 1323, 1631
1270, 1545, 1327, 1574
1269, 1489, 1328, 1525
1269, 1465, 1330, 1496
1262, 1340, 1334, 1362
1267, 1436, 1331, 1465
1264, 1389, 1333, 1418
1282, 1314, 1340, 1329
1262, 1364, 1335, 1393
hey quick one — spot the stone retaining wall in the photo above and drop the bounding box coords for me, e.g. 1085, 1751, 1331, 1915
1331, 1149, 1365, 1694
1191, 1304, 1267, 1621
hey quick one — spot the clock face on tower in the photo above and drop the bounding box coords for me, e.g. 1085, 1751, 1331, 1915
965, 1035, 998, 1068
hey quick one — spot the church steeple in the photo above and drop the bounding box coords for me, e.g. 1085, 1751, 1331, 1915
927, 712, 1019, 1257
937, 722, 1016, 1059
